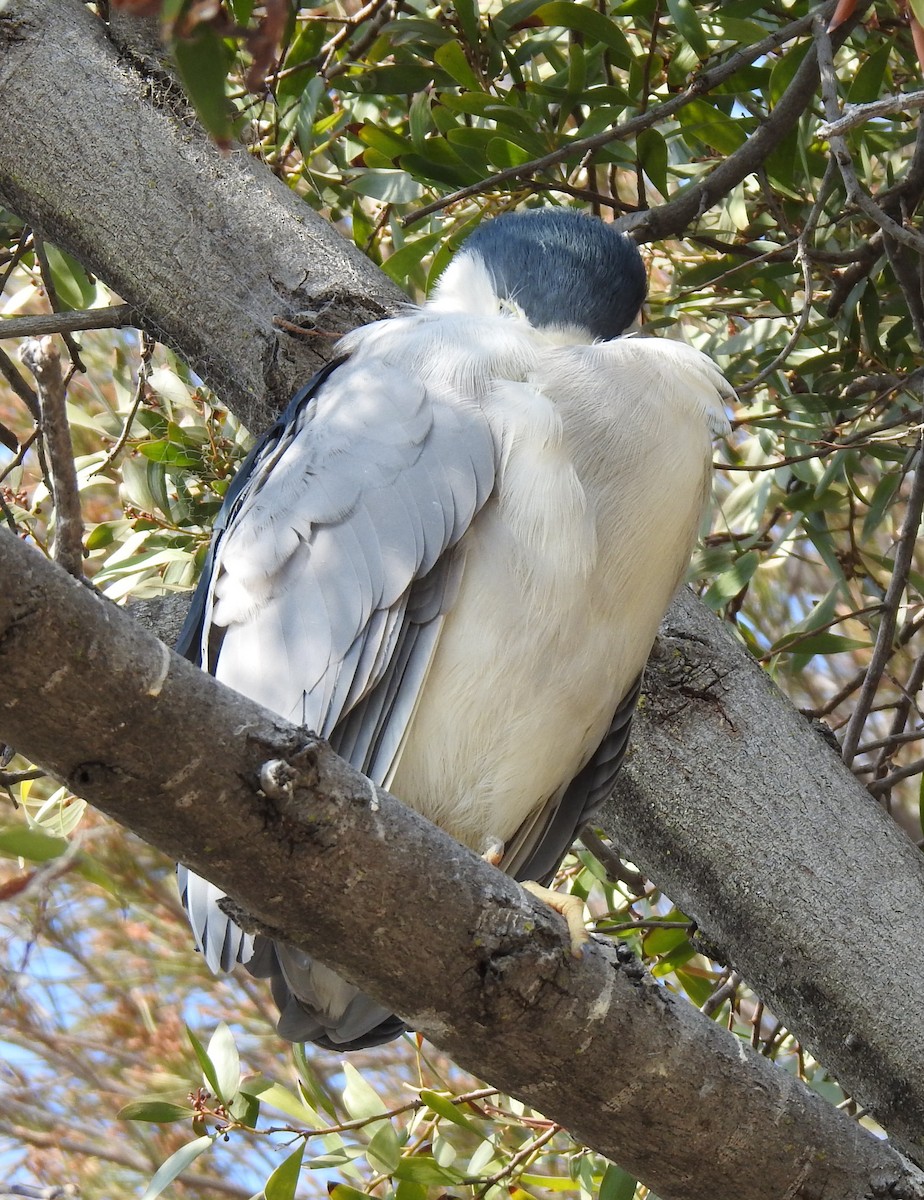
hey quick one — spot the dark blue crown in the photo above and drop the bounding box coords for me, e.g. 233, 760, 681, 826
462, 208, 647, 341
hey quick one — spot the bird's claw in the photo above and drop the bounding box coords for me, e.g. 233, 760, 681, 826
522, 880, 588, 958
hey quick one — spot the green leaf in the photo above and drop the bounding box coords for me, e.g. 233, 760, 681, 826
264, 1144, 305, 1200
295, 76, 328, 158
466, 1137, 498, 1176
339, 65, 440, 95
637, 126, 668, 196
342, 1062, 388, 1120
862, 472, 902, 540
138, 440, 202, 469
229, 1090, 260, 1127
675, 967, 718, 1010
408, 90, 433, 149
366, 1119, 402, 1174
42, 244, 97, 310
329, 1186, 369, 1200
206, 1021, 240, 1104
769, 40, 811, 107
0, 825, 68, 862
171, 26, 234, 147
534, 3, 632, 66
186, 1027, 220, 1097
651, 940, 696, 976
242, 1079, 320, 1126
293, 1043, 338, 1117
487, 136, 534, 168
420, 1089, 481, 1135
701, 550, 760, 609
434, 41, 481, 90
394, 1155, 462, 1186
121, 456, 174, 516
381, 230, 444, 287
678, 99, 747, 156
139, 1135, 215, 1200
665, 0, 709, 58
771, 632, 871, 656
847, 43, 891, 105
644, 921, 691, 957
118, 1100, 194, 1124
454, 0, 481, 48
277, 25, 326, 103
395, 1181, 428, 1200
347, 169, 423, 203
86, 521, 116, 550
599, 1162, 639, 1200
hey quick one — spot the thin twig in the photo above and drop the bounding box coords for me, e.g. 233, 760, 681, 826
856, 726, 924, 755
95, 332, 154, 473
701, 969, 742, 1018
0, 427, 40, 488
471, 1122, 560, 1197
319, 0, 393, 75
841, 433, 924, 764
0, 226, 33, 297
580, 826, 646, 893
19, 337, 85, 579
814, 16, 924, 256
871, 650, 924, 785
866, 756, 924, 794
0, 343, 39, 419
817, 88, 924, 138
0, 302, 135, 341
0, 766, 45, 786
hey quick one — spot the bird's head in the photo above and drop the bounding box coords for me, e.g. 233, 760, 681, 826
428, 208, 647, 342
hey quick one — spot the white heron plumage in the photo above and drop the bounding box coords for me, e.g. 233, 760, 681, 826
177, 207, 733, 1049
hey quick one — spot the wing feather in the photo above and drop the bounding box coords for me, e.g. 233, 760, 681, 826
177, 348, 497, 1030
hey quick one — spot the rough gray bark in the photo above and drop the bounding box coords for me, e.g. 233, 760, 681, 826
0, 0, 405, 431
604, 590, 924, 1161
2, 529, 923, 1200
2, 0, 924, 1177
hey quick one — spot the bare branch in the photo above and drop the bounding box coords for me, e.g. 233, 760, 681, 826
19, 337, 84, 578
817, 88, 924, 137
0, 302, 135, 340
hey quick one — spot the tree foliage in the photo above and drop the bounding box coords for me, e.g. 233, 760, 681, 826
1, 0, 924, 1197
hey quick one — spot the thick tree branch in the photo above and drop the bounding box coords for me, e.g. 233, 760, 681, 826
604, 589, 924, 1163
1, 531, 922, 1200
0, 0, 405, 432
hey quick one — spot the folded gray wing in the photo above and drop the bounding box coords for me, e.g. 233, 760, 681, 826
500, 674, 642, 886
177, 353, 498, 1002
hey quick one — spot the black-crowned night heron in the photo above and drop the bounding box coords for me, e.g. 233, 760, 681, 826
176, 207, 733, 1050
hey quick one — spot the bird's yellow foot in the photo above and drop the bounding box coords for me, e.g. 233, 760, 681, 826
480, 837, 505, 867
522, 881, 588, 957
